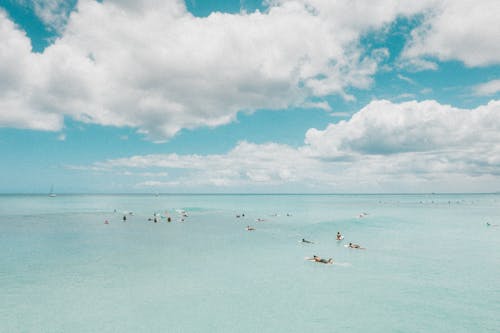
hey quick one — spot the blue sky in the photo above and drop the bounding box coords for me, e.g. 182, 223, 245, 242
0, 0, 499, 193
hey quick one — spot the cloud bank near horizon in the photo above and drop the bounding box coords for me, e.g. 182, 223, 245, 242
1, 0, 499, 140
74, 99, 500, 192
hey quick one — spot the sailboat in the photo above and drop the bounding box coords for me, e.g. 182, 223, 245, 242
49, 185, 56, 197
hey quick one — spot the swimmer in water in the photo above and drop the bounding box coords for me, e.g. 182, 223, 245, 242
246, 226, 255, 231
316, 258, 333, 264
306, 255, 333, 264
336, 232, 343, 240
348, 242, 365, 249
301, 238, 314, 244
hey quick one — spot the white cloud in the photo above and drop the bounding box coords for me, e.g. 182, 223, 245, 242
9, 0, 73, 33
136, 180, 175, 188
81, 99, 500, 192
0, 0, 435, 140
304, 99, 500, 156
2, 1, 498, 140
0, 10, 63, 130
397, 74, 415, 85
329, 112, 350, 118
398, 57, 438, 72
91, 140, 329, 189
393, 93, 416, 100
33, 0, 74, 32
300, 101, 332, 112
402, 0, 500, 67
473, 80, 500, 96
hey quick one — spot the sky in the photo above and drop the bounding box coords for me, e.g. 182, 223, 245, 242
0, 0, 499, 194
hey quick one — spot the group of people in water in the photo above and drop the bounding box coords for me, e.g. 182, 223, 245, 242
303, 231, 366, 265
240, 212, 368, 265
107, 209, 366, 266
105, 210, 184, 224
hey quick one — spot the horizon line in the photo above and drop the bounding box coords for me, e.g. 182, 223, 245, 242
1, 192, 499, 196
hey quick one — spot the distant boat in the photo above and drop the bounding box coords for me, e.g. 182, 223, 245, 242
49, 185, 56, 197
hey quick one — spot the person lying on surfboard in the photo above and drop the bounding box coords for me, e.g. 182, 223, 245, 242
306, 255, 333, 264
316, 258, 333, 264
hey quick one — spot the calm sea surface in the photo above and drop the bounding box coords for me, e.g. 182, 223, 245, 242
1, 194, 499, 332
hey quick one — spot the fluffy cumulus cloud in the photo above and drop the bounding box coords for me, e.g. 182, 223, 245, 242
0, 10, 63, 130
0, 0, 438, 139
402, 0, 500, 67
85, 99, 500, 192
304, 99, 500, 191
304, 100, 500, 156
1, 0, 498, 140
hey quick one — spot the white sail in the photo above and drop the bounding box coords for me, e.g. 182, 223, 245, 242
49, 185, 56, 197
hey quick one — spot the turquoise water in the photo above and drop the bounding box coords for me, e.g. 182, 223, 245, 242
1, 194, 499, 332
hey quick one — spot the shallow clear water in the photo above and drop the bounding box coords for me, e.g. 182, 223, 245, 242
1, 194, 499, 332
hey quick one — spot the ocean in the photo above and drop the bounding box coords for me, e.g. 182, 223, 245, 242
1, 194, 499, 332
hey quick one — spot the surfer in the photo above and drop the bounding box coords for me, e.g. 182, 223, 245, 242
301, 238, 314, 244
317, 258, 333, 264
246, 225, 255, 231
306, 255, 333, 264
348, 242, 365, 249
